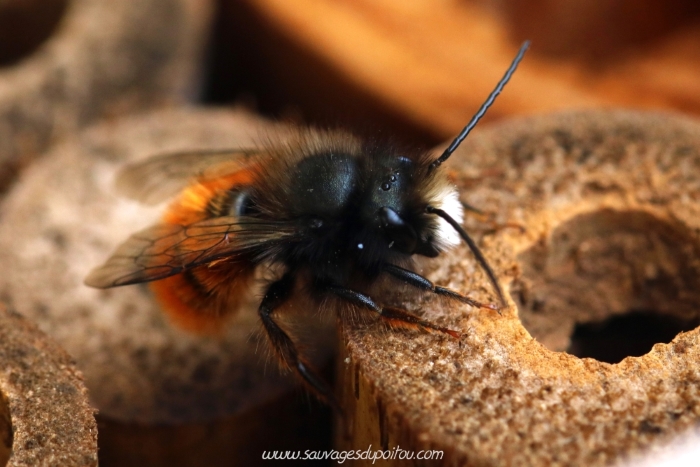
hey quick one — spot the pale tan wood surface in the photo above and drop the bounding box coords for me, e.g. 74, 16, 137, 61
337, 110, 700, 466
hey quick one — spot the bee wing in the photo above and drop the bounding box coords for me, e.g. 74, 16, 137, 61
85, 216, 294, 288
116, 149, 267, 205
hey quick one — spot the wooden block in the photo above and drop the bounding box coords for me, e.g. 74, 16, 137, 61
336, 110, 700, 466
0, 304, 97, 466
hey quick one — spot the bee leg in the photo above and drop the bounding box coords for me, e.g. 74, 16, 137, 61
327, 286, 460, 338
383, 263, 500, 311
259, 274, 340, 411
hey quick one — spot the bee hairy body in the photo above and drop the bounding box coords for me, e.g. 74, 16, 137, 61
145, 132, 461, 331
85, 130, 475, 406
86, 42, 529, 409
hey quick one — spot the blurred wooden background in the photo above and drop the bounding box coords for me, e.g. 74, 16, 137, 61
206, 0, 700, 147
1, 0, 698, 149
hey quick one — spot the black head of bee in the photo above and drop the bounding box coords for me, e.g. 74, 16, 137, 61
251, 139, 464, 290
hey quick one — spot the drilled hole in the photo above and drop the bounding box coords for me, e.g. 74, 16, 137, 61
567, 310, 700, 364
513, 209, 700, 361
0, 0, 69, 66
0, 390, 11, 466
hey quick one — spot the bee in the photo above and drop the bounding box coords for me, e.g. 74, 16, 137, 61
86, 42, 529, 409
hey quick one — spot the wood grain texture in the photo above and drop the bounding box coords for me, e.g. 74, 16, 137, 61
220, 0, 700, 141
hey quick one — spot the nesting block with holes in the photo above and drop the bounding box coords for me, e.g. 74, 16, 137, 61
337, 111, 700, 466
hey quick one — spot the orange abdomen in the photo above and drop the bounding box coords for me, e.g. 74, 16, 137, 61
150, 170, 258, 333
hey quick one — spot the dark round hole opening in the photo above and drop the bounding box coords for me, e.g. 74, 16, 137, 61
513, 209, 700, 362
0, 390, 11, 466
0, 0, 69, 67
567, 309, 700, 364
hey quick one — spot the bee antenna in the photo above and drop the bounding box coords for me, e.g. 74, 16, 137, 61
426, 206, 507, 307
428, 41, 530, 172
